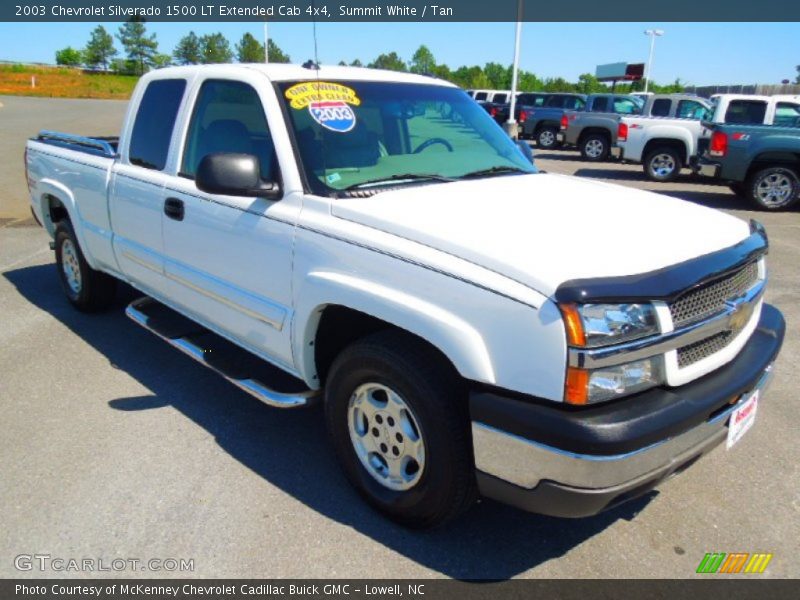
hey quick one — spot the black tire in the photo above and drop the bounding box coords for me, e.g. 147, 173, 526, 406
54, 221, 117, 312
643, 146, 682, 182
535, 126, 559, 149
745, 166, 800, 211
580, 133, 610, 161
324, 330, 477, 528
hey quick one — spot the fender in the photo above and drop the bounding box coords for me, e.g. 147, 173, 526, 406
292, 270, 496, 388
643, 127, 693, 161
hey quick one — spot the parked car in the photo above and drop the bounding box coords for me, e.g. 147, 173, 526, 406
693, 121, 800, 210
520, 93, 587, 148
616, 95, 712, 181
707, 94, 800, 127
490, 92, 550, 130
26, 64, 784, 527
559, 94, 644, 160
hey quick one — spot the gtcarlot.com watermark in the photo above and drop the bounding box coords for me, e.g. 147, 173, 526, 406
14, 554, 194, 573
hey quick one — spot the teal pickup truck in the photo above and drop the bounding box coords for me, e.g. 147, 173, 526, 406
694, 119, 800, 210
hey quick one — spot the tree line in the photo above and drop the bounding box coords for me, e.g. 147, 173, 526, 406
55, 22, 291, 75
55, 22, 684, 93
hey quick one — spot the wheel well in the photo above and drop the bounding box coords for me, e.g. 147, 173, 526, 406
746, 153, 800, 180
578, 127, 611, 144
312, 305, 457, 387
45, 194, 70, 225
643, 139, 688, 165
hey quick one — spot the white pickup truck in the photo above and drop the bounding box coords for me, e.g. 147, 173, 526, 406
25, 64, 784, 528
616, 95, 711, 182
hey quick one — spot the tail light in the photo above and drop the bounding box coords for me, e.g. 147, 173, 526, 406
709, 131, 728, 157
617, 122, 628, 142
560, 114, 569, 130
490, 106, 498, 117
519, 110, 528, 123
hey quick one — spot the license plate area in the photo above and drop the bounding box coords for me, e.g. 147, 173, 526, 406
727, 389, 759, 449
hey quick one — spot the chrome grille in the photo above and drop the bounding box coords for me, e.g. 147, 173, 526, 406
669, 262, 759, 328
677, 331, 734, 368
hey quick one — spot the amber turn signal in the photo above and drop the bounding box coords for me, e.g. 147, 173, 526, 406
565, 367, 589, 405
559, 303, 586, 347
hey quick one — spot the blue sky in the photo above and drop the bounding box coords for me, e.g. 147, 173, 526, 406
0, 21, 797, 86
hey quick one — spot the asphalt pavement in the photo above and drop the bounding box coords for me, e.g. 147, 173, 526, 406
0, 96, 798, 579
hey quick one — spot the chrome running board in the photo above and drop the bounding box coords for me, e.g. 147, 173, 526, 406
126, 296, 318, 408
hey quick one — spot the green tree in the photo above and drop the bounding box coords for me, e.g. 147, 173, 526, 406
267, 39, 291, 63
173, 32, 202, 65
350, 58, 363, 67
369, 52, 407, 72
200, 33, 233, 64
577, 73, 604, 94
483, 62, 511, 89
409, 45, 435, 74
84, 25, 116, 70
152, 54, 172, 69
55, 47, 83, 67
518, 70, 542, 92
117, 19, 158, 75
236, 32, 264, 63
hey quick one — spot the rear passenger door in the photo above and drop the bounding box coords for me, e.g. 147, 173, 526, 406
111, 77, 188, 292
160, 77, 297, 371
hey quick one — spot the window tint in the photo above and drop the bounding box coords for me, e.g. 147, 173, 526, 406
651, 98, 671, 117
545, 95, 564, 108
493, 93, 507, 104
129, 79, 186, 170
474, 92, 488, 101
182, 80, 277, 181
613, 97, 640, 114
591, 97, 608, 112
676, 100, 708, 120
774, 103, 800, 127
725, 100, 767, 124
518, 94, 545, 106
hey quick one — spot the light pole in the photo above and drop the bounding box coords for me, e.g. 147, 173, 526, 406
264, 21, 269, 63
504, 0, 524, 139
643, 29, 664, 94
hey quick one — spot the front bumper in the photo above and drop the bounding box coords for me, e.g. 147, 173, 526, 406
470, 304, 784, 517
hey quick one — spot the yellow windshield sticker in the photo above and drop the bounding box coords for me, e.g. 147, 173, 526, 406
285, 81, 361, 110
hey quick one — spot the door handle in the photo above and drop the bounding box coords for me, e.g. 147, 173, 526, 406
164, 197, 184, 221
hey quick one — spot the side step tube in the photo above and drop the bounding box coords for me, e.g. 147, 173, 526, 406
126, 297, 318, 408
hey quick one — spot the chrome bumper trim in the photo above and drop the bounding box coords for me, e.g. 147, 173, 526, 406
568, 279, 765, 369
472, 364, 774, 490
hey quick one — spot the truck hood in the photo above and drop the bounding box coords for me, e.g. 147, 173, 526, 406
330, 173, 750, 297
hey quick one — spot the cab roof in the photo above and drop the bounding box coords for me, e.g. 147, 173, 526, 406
147, 63, 456, 87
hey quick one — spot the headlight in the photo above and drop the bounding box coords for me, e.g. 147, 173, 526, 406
560, 302, 659, 347
565, 357, 665, 404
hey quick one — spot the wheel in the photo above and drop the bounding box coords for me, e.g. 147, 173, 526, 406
54, 221, 116, 312
324, 330, 477, 528
535, 126, 558, 150
580, 134, 609, 161
644, 146, 682, 182
745, 166, 800, 211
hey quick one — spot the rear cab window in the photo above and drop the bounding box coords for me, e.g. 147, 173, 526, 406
128, 79, 187, 170
725, 100, 767, 124
493, 93, 508, 104
590, 97, 609, 112
651, 98, 671, 117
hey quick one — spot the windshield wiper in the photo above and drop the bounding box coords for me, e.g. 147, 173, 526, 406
459, 166, 530, 179
342, 173, 456, 190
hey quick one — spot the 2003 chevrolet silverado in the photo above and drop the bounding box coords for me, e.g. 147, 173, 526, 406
25, 65, 784, 528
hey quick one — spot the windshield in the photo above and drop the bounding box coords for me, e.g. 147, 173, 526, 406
277, 80, 536, 194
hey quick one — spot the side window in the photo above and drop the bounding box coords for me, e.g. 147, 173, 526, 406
182, 80, 277, 181
651, 98, 671, 117
474, 92, 488, 101
613, 97, 640, 114
725, 100, 767, 125
545, 95, 564, 108
591, 97, 608, 112
493, 93, 507, 104
572, 97, 586, 110
774, 103, 800, 128
676, 100, 708, 120
129, 79, 186, 170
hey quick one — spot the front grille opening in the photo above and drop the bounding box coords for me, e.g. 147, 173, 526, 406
669, 261, 759, 328
677, 331, 734, 368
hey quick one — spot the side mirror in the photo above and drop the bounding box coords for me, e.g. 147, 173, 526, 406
516, 140, 535, 164
196, 153, 280, 199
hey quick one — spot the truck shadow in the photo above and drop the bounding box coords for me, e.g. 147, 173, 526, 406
4, 263, 656, 580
